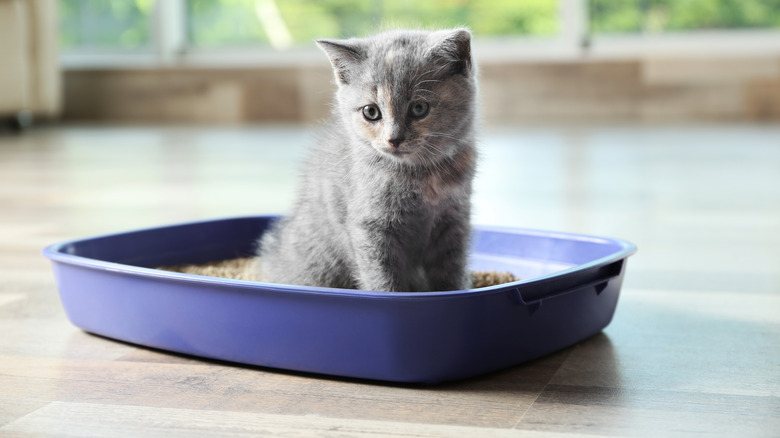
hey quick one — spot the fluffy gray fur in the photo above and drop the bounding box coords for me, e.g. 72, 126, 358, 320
257, 28, 478, 292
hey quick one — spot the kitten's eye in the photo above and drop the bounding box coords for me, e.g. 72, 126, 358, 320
409, 101, 430, 119
362, 104, 382, 121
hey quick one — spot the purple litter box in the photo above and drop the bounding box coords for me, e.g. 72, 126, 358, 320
43, 216, 635, 384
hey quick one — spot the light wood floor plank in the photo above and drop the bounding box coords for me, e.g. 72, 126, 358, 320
519, 386, 779, 437
0, 351, 567, 428
2, 402, 577, 438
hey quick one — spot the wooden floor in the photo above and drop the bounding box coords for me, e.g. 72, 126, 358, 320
1, 122, 778, 437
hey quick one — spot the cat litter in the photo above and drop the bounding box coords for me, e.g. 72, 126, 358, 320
43, 216, 635, 384
158, 257, 521, 289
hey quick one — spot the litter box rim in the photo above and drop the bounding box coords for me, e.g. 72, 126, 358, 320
42, 215, 636, 300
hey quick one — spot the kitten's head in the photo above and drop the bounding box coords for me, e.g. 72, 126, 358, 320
317, 29, 476, 166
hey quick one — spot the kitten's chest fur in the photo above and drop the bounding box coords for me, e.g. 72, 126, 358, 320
327, 138, 475, 291
346, 144, 474, 216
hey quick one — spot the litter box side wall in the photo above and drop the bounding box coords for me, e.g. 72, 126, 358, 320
48, 259, 465, 382
49, 255, 627, 384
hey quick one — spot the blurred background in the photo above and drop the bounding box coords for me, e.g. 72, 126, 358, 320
2, 0, 779, 284
3, 0, 780, 126
1, 0, 778, 293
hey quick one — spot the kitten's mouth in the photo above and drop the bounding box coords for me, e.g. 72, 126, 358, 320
378, 145, 412, 157
374, 142, 429, 163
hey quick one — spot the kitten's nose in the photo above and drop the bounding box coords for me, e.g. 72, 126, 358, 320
388, 137, 404, 148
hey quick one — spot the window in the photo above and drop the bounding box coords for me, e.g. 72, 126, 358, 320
59, 0, 780, 66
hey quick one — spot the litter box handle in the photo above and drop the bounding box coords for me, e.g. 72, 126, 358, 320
512, 259, 625, 310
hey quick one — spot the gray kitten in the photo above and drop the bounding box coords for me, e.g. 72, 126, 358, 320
257, 28, 477, 292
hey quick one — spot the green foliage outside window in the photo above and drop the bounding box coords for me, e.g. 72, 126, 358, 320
59, 0, 780, 51
186, 0, 559, 48
590, 0, 780, 34
60, 0, 154, 50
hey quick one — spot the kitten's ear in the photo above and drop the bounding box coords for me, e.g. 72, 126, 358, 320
316, 39, 366, 85
430, 28, 473, 78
